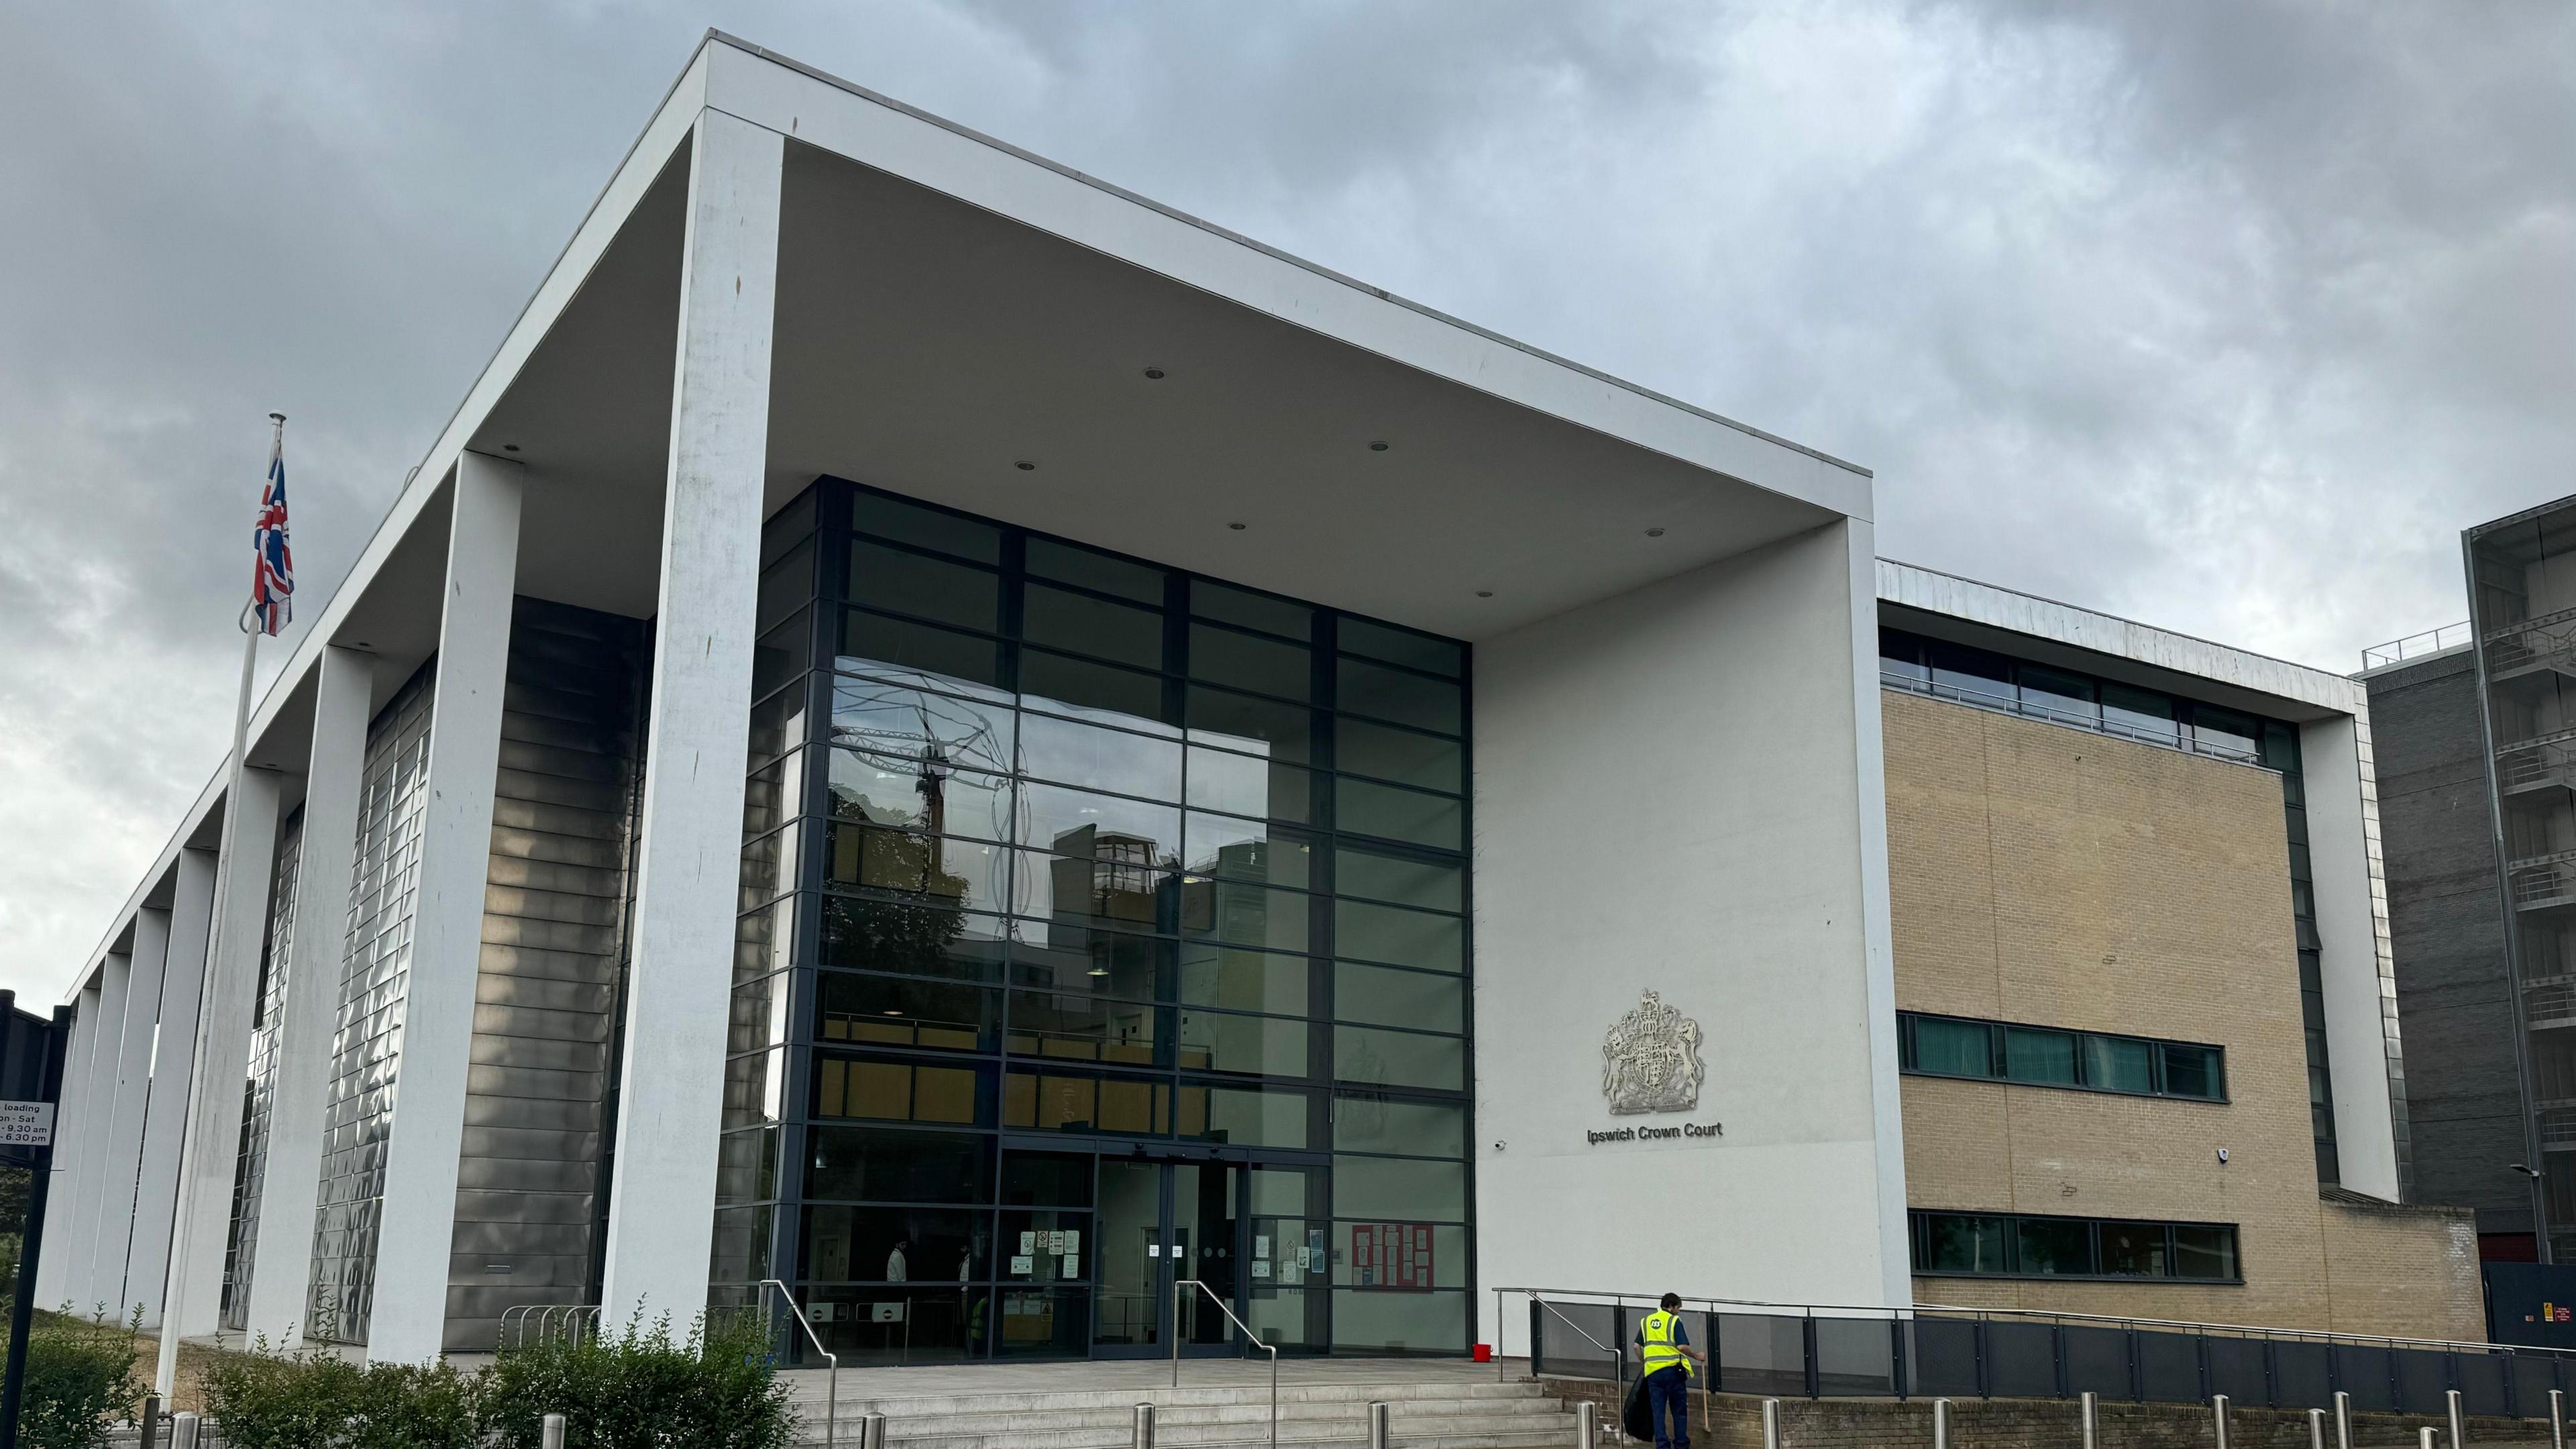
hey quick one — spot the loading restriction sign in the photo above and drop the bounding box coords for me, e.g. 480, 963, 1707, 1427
0, 1102, 55, 1147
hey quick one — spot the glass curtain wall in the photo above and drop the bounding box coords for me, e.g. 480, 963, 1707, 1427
714, 479, 1474, 1358
221, 807, 306, 1329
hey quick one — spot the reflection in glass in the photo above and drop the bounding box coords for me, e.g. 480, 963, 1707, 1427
816, 973, 999, 1053
1331, 1096, 1464, 1157
2173, 1225, 2239, 1279
2002, 1027, 2079, 1085
1016, 849, 1177, 937
1334, 900, 1460, 973
851, 490, 1000, 564
1181, 878, 1311, 953
1185, 813, 1311, 890
1336, 657, 1461, 735
1333, 1024, 1462, 1091
1917, 1214, 2009, 1273
841, 610, 1005, 692
1028, 537, 1163, 603
805, 1126, 994, 1203
1335, 777, 1462, 850
1185, 686, 1314, 765
1024, 583, 1163, 669
1193, 579, 1311, 640
2015, 1218, 2093, 1275
1335, 847, 1460, 913
1004, 1071, 1169, 1136
1190, 623, 1311, 701
1018, 782, 1181, 863
2016, 665, 2098, 724
2082, 1035, 2155, 1094
818, 897, 1011, 979
831, 749, 1014, 845
1338, 616, 1461, 678
1334, 718, 1462, 795
1179, 945, 1309, 1017
1005, 989, 1161, 1065
1019, 711, 1183, 798
1010, 929, 1165, 1000
847, 539, 1000, 633
1334, 961, 1462, 1034
1022, 650, 1168, 727
1182, 1085, 1311, 1148
827, 822, 1008, 916
814, 1055, 990, 1125
830, 677, 1014, 775
2102, 683, 2180, 745
1176, 1010, 1309, 1077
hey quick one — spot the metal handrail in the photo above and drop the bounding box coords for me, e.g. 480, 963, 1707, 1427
1496, 1287, 1623, 1383
759, 1280, 839, 1448
1171, 1278, 1278, 1449
1499, 1285, 2573, 1358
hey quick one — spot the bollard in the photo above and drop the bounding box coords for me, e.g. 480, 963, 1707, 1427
1133, 1402, 1157, 1449
1763, 1397, 1784, 1449
1367, 1401, 1391, 1449
2309, 1407, 2327, 1449
543, 1412, 567, 1449
1933, 1398, 1951, 1449
2082, 1390, 2098, 1449
2213, 1393, 2232, 1449
2421, 1429, 2438, 1449
859, 1412, 890, 1449
140, 1393, 161, 1449
169, 1412, 199, 1449
2553, 1389, 2567, 1449
2337, 1391, 2355, 1449
1576, 1401, 1596, 1448
2449, 1388, 2468, 1449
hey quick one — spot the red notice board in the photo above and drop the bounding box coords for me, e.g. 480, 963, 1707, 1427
1349, 1223, 1434, 1291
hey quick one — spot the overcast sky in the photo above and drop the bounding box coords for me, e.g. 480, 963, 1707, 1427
1, 2, 2569, 1002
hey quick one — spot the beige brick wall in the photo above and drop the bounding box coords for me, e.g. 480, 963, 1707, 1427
1884, 690, 2479, 1340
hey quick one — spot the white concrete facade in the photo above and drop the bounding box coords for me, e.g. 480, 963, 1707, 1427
39, 34, 1967, 1366
127, 847, 217, 1328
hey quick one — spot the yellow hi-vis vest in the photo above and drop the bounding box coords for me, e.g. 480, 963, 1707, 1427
1640, 1309, 1690, 1379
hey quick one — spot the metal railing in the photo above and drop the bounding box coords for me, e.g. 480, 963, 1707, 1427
759, 1280, 840, 1448
498, 1303, 602, 1350
2500, 739, 2576, 795
1502, 1289, 1623, 1383
1510, 1287, 2576, 1418
1171, 1278, 1277, 1449
2363, 623, 2473, 672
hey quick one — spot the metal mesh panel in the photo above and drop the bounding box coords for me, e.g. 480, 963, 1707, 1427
2333, 1345, 2395, 1411
1717, 1313, 1806, 1397
2138, 1329, 2204, 1403
2275, 1342, 2331, 1410
1987, 1320, 2058, 1399
2210, 1337, 2269, 1405
1815, 1317, 1894, 1397
2512, 1352, 2560, 1415
2065, 1324, 2131, 1399
1533, 1299, 1617, 1380
1911, 1318, 1981, 1397
2459, 1352, 2511, 1417
2394, 1349, 2451, 1413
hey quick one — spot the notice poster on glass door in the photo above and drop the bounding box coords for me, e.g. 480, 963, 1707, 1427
1348, 1223, 1434, 1291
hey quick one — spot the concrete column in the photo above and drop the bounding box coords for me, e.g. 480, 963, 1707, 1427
92, 908, 172, 1316
128, 849, 217, 1329
33, 983, 103, 1307
244, 646, 373, 1344
162, 767, 282, 1340
365, 453, 521, 1364
64, 952, 132, 1316
599, 108, 783, 1329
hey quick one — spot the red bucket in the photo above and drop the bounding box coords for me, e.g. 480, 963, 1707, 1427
1472, 1343, 1494, 1363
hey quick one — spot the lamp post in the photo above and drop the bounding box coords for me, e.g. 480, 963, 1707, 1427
2512, 1163, 2553, 1265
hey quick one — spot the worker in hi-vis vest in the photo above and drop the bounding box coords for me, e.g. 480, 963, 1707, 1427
1635, 1293, 1707, 1449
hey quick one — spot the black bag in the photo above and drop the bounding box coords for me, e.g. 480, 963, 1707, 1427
1622, 1373, 1654, 1442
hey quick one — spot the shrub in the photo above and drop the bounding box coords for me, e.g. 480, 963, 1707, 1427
19, 1308, 141, 1449
202, 1348, 482, 1449
478, 1313, 797, 1449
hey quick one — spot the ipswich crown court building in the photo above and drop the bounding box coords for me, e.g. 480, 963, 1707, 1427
34, 34, 2484, 1367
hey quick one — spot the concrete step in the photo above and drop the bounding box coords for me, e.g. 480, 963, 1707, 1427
818, 1397, 1566, 1433
850, 1423, 1578, 1449
793, 1381, 1552, 1415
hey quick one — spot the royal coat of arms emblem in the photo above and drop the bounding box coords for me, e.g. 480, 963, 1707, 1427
1601, 989, 1705, 1115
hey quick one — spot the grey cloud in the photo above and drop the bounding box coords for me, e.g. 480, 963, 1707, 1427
0, 0, 2567, 998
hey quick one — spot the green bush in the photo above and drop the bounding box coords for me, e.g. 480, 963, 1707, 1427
202, 1348, 483, 1449
19, 1309, 141, 1449
203, 1313, 797, 1449
478, 1313, 797, 1449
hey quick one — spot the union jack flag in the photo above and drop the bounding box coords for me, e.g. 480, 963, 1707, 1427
250, 421, 293, 636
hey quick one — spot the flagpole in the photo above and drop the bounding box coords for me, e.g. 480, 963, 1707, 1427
155, 411, 282, 1398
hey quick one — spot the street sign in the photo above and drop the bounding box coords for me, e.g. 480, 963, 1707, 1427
0, 1101, 54, 1147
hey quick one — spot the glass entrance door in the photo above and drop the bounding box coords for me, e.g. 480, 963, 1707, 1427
1093, 1159, 1243, 1356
